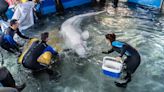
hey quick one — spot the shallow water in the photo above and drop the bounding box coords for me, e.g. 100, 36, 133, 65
1, 1, 164, 92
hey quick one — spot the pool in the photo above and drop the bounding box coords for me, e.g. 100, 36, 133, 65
0, 1, 164, 92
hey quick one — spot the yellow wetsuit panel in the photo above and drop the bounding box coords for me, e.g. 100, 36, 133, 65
37, 51, 52, 65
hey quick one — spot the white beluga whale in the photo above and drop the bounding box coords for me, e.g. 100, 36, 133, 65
60, 11, 104, 57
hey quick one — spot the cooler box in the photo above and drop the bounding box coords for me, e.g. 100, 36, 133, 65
102, 56, 123, 78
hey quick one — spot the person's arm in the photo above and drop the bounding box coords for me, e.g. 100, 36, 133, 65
102, 48, 114, 54
115, 44, 128, 63
16, 29, 29, 39
119, 44, 127, 57
43, 46, 58, 56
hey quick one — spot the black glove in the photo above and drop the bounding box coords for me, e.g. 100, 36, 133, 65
102, 51, 109, 54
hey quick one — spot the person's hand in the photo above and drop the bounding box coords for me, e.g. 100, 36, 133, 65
17, 43, 23, 47
102, 51, 108, 54
115, 56, 122, 62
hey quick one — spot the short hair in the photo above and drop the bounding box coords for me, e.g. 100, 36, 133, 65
10, 19, 18, 26
105, 33, 116, 42
41, 32, 49, 41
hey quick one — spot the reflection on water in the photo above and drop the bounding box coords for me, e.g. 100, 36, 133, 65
1, 1, 164, 92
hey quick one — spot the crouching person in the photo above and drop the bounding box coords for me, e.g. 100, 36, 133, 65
18, 32, 60, 78
0, 19, 30, 54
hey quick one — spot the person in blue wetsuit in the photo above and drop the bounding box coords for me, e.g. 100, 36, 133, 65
0, 19, 30, 54
22, 32, 59, 76
102, 33, 141, 88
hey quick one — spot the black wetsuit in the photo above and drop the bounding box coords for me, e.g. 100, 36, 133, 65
22, 41, 48, 70
113, 0, 119, 8
0, 67, 16, 87
22, 41, 58, 70
5, 27, 29, 39
0, 0, 9, 20
99, 0, 106, 6
0, 27, 29, 53
22, 40, 58, 71
106, 41, 141, 74
55, 0, 64, 14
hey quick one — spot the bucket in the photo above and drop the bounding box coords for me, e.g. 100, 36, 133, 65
102, 56, 123, 78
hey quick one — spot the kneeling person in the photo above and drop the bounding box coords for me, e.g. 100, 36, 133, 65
0, 19, 30, 54
19, 32, 58, 74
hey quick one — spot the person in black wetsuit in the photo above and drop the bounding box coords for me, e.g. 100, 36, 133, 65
0, 0, 9, 21
22, 32, 58, 71
92, 0, 106, 7
22, 32, 60, 79
0, 19, 30, 54
0, 67, 26, 91
99, 0, 106, 7
102, 33, 141, 88
112, 0, 119, 8
55, 0, 65, 15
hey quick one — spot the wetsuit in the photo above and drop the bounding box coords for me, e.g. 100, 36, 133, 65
113, 0, 119, 8
0, 67, 16, 88
106, 41, 141, 74
0, 0, 9, 21
99, 0, 106, 7
0, 27, 29, 53
22, 41, 58, 70
55, 0, 64, 15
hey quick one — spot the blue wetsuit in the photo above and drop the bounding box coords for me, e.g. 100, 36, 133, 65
107, 41, 141, 74
0, 27, 29, 53
22, 41, 58, 70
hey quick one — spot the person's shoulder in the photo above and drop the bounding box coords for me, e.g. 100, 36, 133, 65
6, 27, 11, 32
112, 40, 122, 44
114, 40, 127, 44
112, 40, 126, 46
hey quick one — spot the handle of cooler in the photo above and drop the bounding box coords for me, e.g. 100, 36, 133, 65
103, 56, 123, 64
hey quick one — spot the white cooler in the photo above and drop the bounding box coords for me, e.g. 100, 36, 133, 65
102, 56, 123, 78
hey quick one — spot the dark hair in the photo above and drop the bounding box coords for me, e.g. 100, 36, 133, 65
41, 32, 49, 41
10, 19, 18, 26
105, 33, 116, 42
